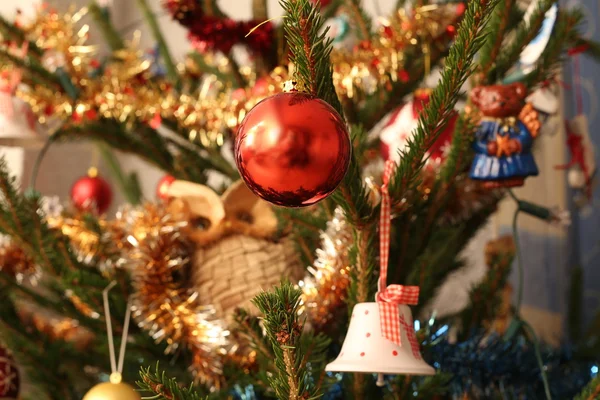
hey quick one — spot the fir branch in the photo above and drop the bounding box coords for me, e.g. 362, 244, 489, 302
489, 0, 555, 82
139, 364, 206, 400
0, 15, 43, 56
574, 369, 600, 400
0, 49, 62, 89
188, 51, 236, 86
136, 0, 179, 83
458, 237, 514, 334
281, 0, 343, 115
322, 0, 344, 22
88, 2, 125, 51
477, 0, 515, 81
439, 112, 478, 183
388, 0, 499, 204
344, 1, 372, 40
233, 308, 275, 361
523, 9, 584, 89
569, 35, 600, 63
96, 142, 143, 204
252, 282, 325, 400
331, 125, 374, 227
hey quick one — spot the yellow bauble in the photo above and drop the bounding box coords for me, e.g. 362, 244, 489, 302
83, 374, 140, 400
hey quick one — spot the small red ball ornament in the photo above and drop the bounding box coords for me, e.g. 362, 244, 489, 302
235, 92, 351, 207
71, 168, 113, 214
156, 174, 176, 200
0, 344, 19, 399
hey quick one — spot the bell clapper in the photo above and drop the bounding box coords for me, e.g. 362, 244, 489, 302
376, 373, 385, 387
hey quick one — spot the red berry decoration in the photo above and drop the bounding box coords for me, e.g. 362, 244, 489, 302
156, 174, 176, 200
71, 168, 113, 214
235, 92, 351, 207
0, 344, 19, 399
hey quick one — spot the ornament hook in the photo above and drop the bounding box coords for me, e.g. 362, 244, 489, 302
102, 281, 133, 380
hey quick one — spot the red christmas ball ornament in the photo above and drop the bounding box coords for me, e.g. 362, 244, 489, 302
71, 168, 113, 214
379, 89, 457, 167
156, 174, 176, 200
0, 344, 19, 399
235, 92, 351, 207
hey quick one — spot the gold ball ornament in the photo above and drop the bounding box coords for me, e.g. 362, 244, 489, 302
83, 373, 140, 400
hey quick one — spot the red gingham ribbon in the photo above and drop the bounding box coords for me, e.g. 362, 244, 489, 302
377, 160, 421, 357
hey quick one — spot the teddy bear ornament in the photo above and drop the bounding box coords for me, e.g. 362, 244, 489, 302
469, 82, 541, 188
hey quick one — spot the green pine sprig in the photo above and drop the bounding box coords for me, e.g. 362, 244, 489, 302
331, 125, 374, 227
477, 0, 515, 81
523, 8, 585, 89
252, 282, 329, 400
88, 2, 126, 51
488, 0, 555, 82
388, 0, 500, 205
280, 0, 343, 115
574, 374, 600, 400
345, 0, 372, 40
438, 111, 479, 183
139, 364, 206, 400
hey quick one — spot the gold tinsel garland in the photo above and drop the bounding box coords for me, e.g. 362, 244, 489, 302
300, 207, 352, 330
0, 236, 41, 285
112, 202, 229, 387
29, 201, 230, 386
2, 4, 462, 146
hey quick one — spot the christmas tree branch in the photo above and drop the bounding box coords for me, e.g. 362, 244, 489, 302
345, 0, 372, 40
0, 15, 43, 56
88, 2, 125, 51
358, 37, 448, 131
0, 49, 62, 89
478, 0, 515, 81
136, 0, 179, 83
489, 0, 555, 82
322, 0, 344, 21
459, 236, 514, 334
139, 364, 205, 400
388, 0, 499, 205
281, 0, 343, 115
439, 112, 478, 183
252, 282, 326, 400
523, 9, 584, 89
574, 374, 600, 400
51, 121, 226, 184
96, 142, 143, 204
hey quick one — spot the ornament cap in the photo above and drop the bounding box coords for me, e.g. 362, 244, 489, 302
87, 167, 99, 178
109, 372, 122, 384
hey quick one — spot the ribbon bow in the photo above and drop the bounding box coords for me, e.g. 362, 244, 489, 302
376, 160, 422, 358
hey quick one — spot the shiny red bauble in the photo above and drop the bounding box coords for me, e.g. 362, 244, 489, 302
234, 92, 351, 207
0, 344, 19, 399
156, 174, 176, 200
71, 171, 113, 214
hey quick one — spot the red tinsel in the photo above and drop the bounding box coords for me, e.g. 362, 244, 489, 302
163, 1, 274, 55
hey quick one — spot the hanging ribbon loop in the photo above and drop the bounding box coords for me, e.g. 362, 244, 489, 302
376, 160, 421, 357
